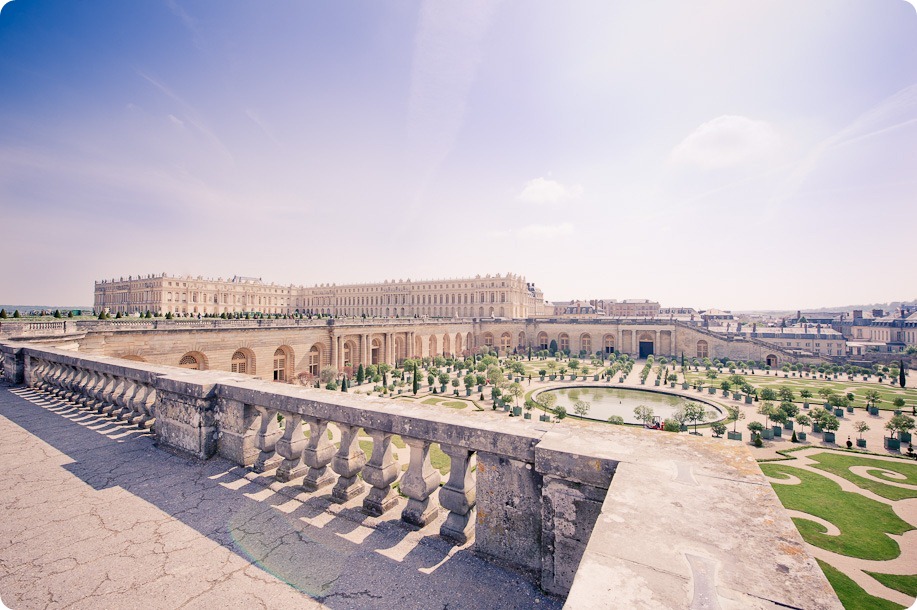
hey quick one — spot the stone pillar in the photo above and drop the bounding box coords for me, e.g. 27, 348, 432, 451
302, 416, 336, 491
400, 437, 441, 527
331, 423, 367, 503
362, 430, 399, 516
655, 330, 660, 355
474, 452, 542, 576
439, 444, 476, 544
329, 333, 337, 371
153, 374, 219, 460
274, 412, 308, 482
251, 405, 282, 471
363, 333, 370, 366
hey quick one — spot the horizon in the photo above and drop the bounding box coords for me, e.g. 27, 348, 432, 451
1, 1, 916, 310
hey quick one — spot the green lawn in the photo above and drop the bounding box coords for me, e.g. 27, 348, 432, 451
806, 453, 917, 501
761, 463, 912, 560
865, 572, 917, 599
817, 560, 906, 610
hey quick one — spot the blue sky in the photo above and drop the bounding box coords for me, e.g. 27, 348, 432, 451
1, 0, 915, 310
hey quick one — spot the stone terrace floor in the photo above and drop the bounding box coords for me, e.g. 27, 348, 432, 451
0, 384, 560, 610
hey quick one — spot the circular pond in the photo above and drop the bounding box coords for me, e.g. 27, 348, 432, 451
538, 386, 723, 424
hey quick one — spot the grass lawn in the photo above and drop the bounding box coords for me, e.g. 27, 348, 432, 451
420, 397, 468, 409
760, 463, 912, 560
817, 560, 906, 610
865, 572, 917, 598
806, 453, 917, 500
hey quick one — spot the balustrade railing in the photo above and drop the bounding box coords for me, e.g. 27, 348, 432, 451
1, 340, 615, 596
28, 354, 157, 429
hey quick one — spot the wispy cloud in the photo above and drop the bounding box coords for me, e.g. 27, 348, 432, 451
517, 177, 583, 204
137, 70, 233, 162
671, 115, 780, 170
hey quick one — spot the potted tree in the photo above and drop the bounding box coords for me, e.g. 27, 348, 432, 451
684, 403, 707, 435
780, 401, 799, 432
853, 421, 869, 448
800, 389, 812, 409
883, 414, 912, 450
726, 406, 744, 441
757, 402, 777, 440
893, 397, 906, 416
747, 421, 764, 445
795, 413, 811, 441
711, 421, 727, 438
895, 414, 915, 444
820, 413, 840, 444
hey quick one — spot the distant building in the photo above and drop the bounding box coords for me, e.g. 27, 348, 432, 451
590, 299, 660, 318
94, 273, 548, 319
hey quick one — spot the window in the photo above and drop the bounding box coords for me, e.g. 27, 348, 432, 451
696, 340, 708, 359
273, 348, 287, 382
231, 350, 248, 374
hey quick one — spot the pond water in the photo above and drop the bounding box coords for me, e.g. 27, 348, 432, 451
540, 386, 722, 424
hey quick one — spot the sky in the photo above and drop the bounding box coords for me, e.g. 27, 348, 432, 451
0, 0, 915, 311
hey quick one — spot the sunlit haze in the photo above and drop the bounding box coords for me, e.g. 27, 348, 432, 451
1, 0, 916, 310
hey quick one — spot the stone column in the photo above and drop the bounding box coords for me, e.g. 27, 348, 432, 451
331, 423, 367, 503
362, 430, 399, 516
400, 437, 441, 527
252, 406, 283, 472
302, 416, 336, 491
655, 330, 660, 355
275, 412, 308, 482
439, 444, 476, 544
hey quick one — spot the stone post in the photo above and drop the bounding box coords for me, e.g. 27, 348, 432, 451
362, 429, 399, 516
274, 411, 308, 481
400, 437, 440, 527
439, 444, 476, 544
330, 423, 366, 502
301, 416, 336, 491
251, 406, 283, 472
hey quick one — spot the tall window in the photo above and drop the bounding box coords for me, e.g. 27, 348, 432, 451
231, 350, 248, 374
559, 334, 569, 352
696, 340, 708, 359
273, 348, 286, 382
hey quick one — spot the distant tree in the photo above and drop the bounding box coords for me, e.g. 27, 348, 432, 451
634, 405, 655, 427
13, 310, 20, 318
537, 392, 557, 412
507, 382, 524, 407
356, 363, 365, 385
549, 339, 558, 355
573, 400, 591, 417
67, 310, 74, 318
555, 406, 567, 420
0, 309, 6, 318
711, 422, 727, 437
412, 363, 420, 395
53, 309, 61, 318
608, 415, 625, 425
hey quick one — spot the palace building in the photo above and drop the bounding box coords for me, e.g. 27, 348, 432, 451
94, 272, 548, 319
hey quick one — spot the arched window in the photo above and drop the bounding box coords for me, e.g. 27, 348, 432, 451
500, 332, 512, 352
538, 332, 549, 350
273, 347, 290, 382
581, 334, 592, 354
696, 340, 708, 359
558, 333, 569, 353
179, 352, 202, 370
309, 345, 322, 376
231, 350, 250, 374
483, 332, 494, 347
603, 335, 615, 354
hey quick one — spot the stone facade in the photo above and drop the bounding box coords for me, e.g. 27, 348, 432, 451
94, 272, 547, 319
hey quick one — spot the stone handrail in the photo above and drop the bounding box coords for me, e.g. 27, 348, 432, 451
0, 340, 615, 596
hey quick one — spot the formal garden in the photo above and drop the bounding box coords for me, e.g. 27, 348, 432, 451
761, 449, 917, 609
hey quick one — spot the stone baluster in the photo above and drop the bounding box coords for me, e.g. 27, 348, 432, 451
301, 416, 336, 491
49, 364, 70, 397
400, 437, 441, 527
117, 380, 139, 421
252, 406, 282, 472
101, 376, 124, 415
274, 411, 308, 482
77, 370, 100, 408
56, 366, 74, 399
331, 423, 366, 503
137, 385, 157, 428
439, 445, 476, 544
89, 373, 112, 412
124, 382, 148, 424
32, 360, 50, 391
63, 367, 86, 402
362, 429, 399, 516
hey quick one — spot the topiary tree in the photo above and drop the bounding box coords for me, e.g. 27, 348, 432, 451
555, 405, 567, 420
0, 308, 6, 319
